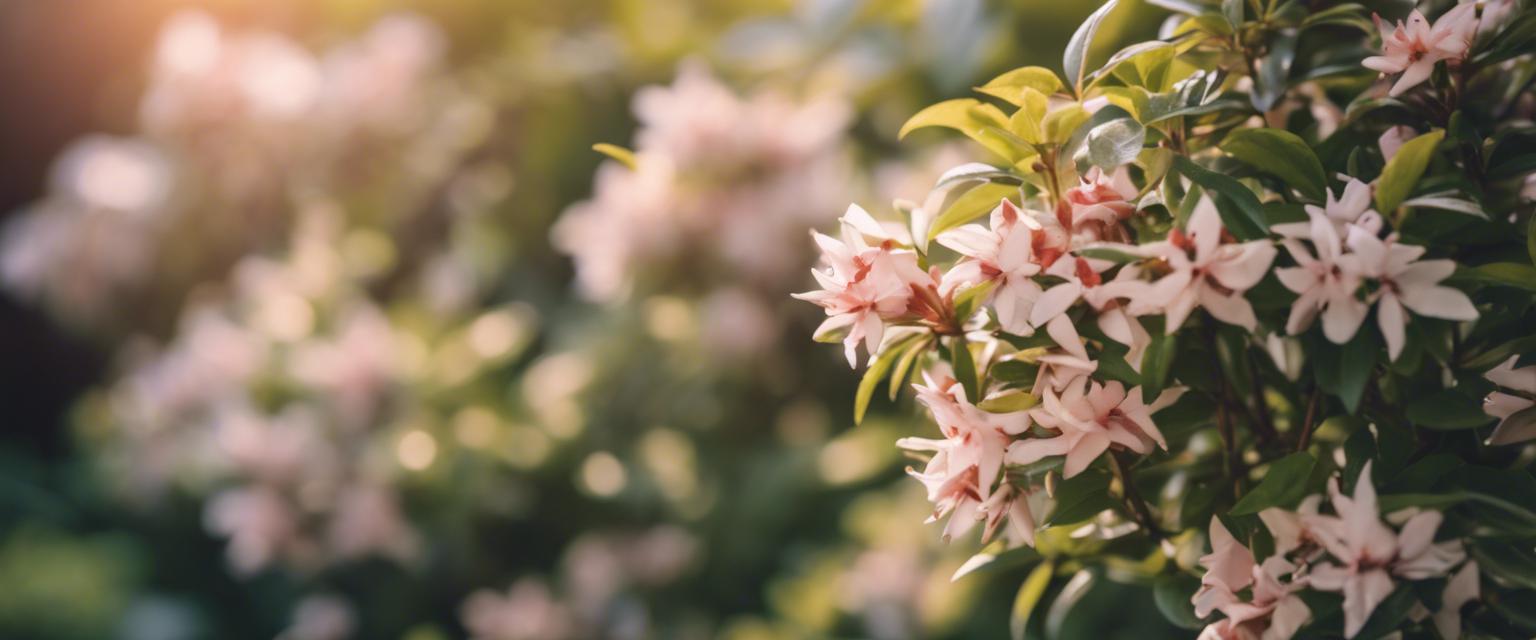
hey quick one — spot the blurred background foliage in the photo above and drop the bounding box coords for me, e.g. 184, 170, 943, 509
0, 0, 1170, 638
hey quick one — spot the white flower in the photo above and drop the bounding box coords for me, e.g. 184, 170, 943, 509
937, 199, 1063, 334
1273, 179, 1383, 241
1362, 4, 1478, 97
1275, 207, 1370, 343
1123, 198, 1277, 332
1483, 356, 1536, 445
1347, 233, 1477, 360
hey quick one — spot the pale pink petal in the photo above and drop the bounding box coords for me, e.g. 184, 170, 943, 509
1377, 293, 1407, 362
1399, 284, 1478, 321
1321, 297, 1368, 344
1389, 58, 1436, 97
1063, 432, 1110, 478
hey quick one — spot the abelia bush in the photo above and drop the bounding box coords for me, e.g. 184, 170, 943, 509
797, 0, 1536, 637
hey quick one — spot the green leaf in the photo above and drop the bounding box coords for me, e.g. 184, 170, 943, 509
953, 545, 1041, 582
1472, 539, 1536, 590
1250, 29, 1298, 113
1220, 128, 1327, 200
888, 336, 932, 401
979, 391, 1041, 413
1153, 574, 1206, 630
592, 143, 638, 169
1172, 156, 1269, 240
1139, 333, 1177, 400
1337, 327, 1380, 414
1063, 0, 1121, 97
1075, 246, 1143, 263
1374, 129, 1444, 214
900, 99, 1028, 164
926, 182, 1018, 242
1467, 263, 1536, 291
1043, 104, 1092, 144
1085, 117, 1147, 170
1351, 585, 1418, 640
1528, 216, 1536, 266
1405, 390, 1496, 429
1229, 452, 1316, 515
1010, 561, 1056, 640
978, 66, 1065, 105
1046, 469, 1116, 525
951, 338, 980, 404
855, 333, 922, 424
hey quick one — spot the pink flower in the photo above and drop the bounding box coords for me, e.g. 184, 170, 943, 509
1303, 462, 1464, 638
1059, 166, 1138, 242
1275, 207, 1369, 343
1378, 126, 1416, 162
1005, 376, 1181, 478
1122, 198, 1277, 332
1193, 518, 1313, 640
795, 205, 929, 367
1347, 233, 1477, 361
1193, 517, 1257, 618
1431, 560, 1480, 640
936, 199, 1064, 334
899, 375, 1032, 543
1483, 356, 1536, 445
1362, 4, 1478, 97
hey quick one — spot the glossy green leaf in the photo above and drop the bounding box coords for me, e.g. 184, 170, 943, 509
1337, 327, 1380, 414
1468, 263, 1536, 291
888, 336, 932, 401
1221, 128, 1327, 200
1139, 332, 1177, 400
1085, 117, 1146, 170
1173, 156, 1269, 240
1064, 0, 1121, 96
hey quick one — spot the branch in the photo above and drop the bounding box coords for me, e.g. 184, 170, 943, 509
1110, 451, 1163, 542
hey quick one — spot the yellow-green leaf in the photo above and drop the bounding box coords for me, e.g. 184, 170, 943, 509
1007, 88, 1052, 145
1010, 561, 1056, 640
979, 391, 1040, 413
1043, 105, 1091, 144
978, 66, 1065, 105
855, 333, 923, 424
1375, 129, 1444, 214
592, 143, 638, 169
900, 99, 1027, 162
926, 182, 1018, 242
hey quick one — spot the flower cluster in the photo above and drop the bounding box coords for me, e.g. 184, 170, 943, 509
797, 0, 1535, 636
1193, 463, 1476, 639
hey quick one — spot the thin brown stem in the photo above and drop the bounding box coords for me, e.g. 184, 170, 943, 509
1297, 386, 1320, 452
1110, 451, 1163, 542
1202, 319, 1242, 499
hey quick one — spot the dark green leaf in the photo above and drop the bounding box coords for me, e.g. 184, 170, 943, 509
1230, 452, 1316, 515
1221, 128, 1327, 200
1337, 327, 1380, 414
1405, 390, 1496, 429
1140, 332, 1177, 400
1085, 117, 1147, 170
1173, 155, 1269, 240
1351, 585, 1417, 640
952, 337, 980, 403
1153, 574, 1206, 629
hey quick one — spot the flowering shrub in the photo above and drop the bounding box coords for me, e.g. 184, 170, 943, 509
797, 0, 1536, 637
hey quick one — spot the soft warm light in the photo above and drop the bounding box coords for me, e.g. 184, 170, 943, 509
579, 451, 626, 497
453, 406, 499, 448
397, 430, 438, 471
468, 309, 522, 359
